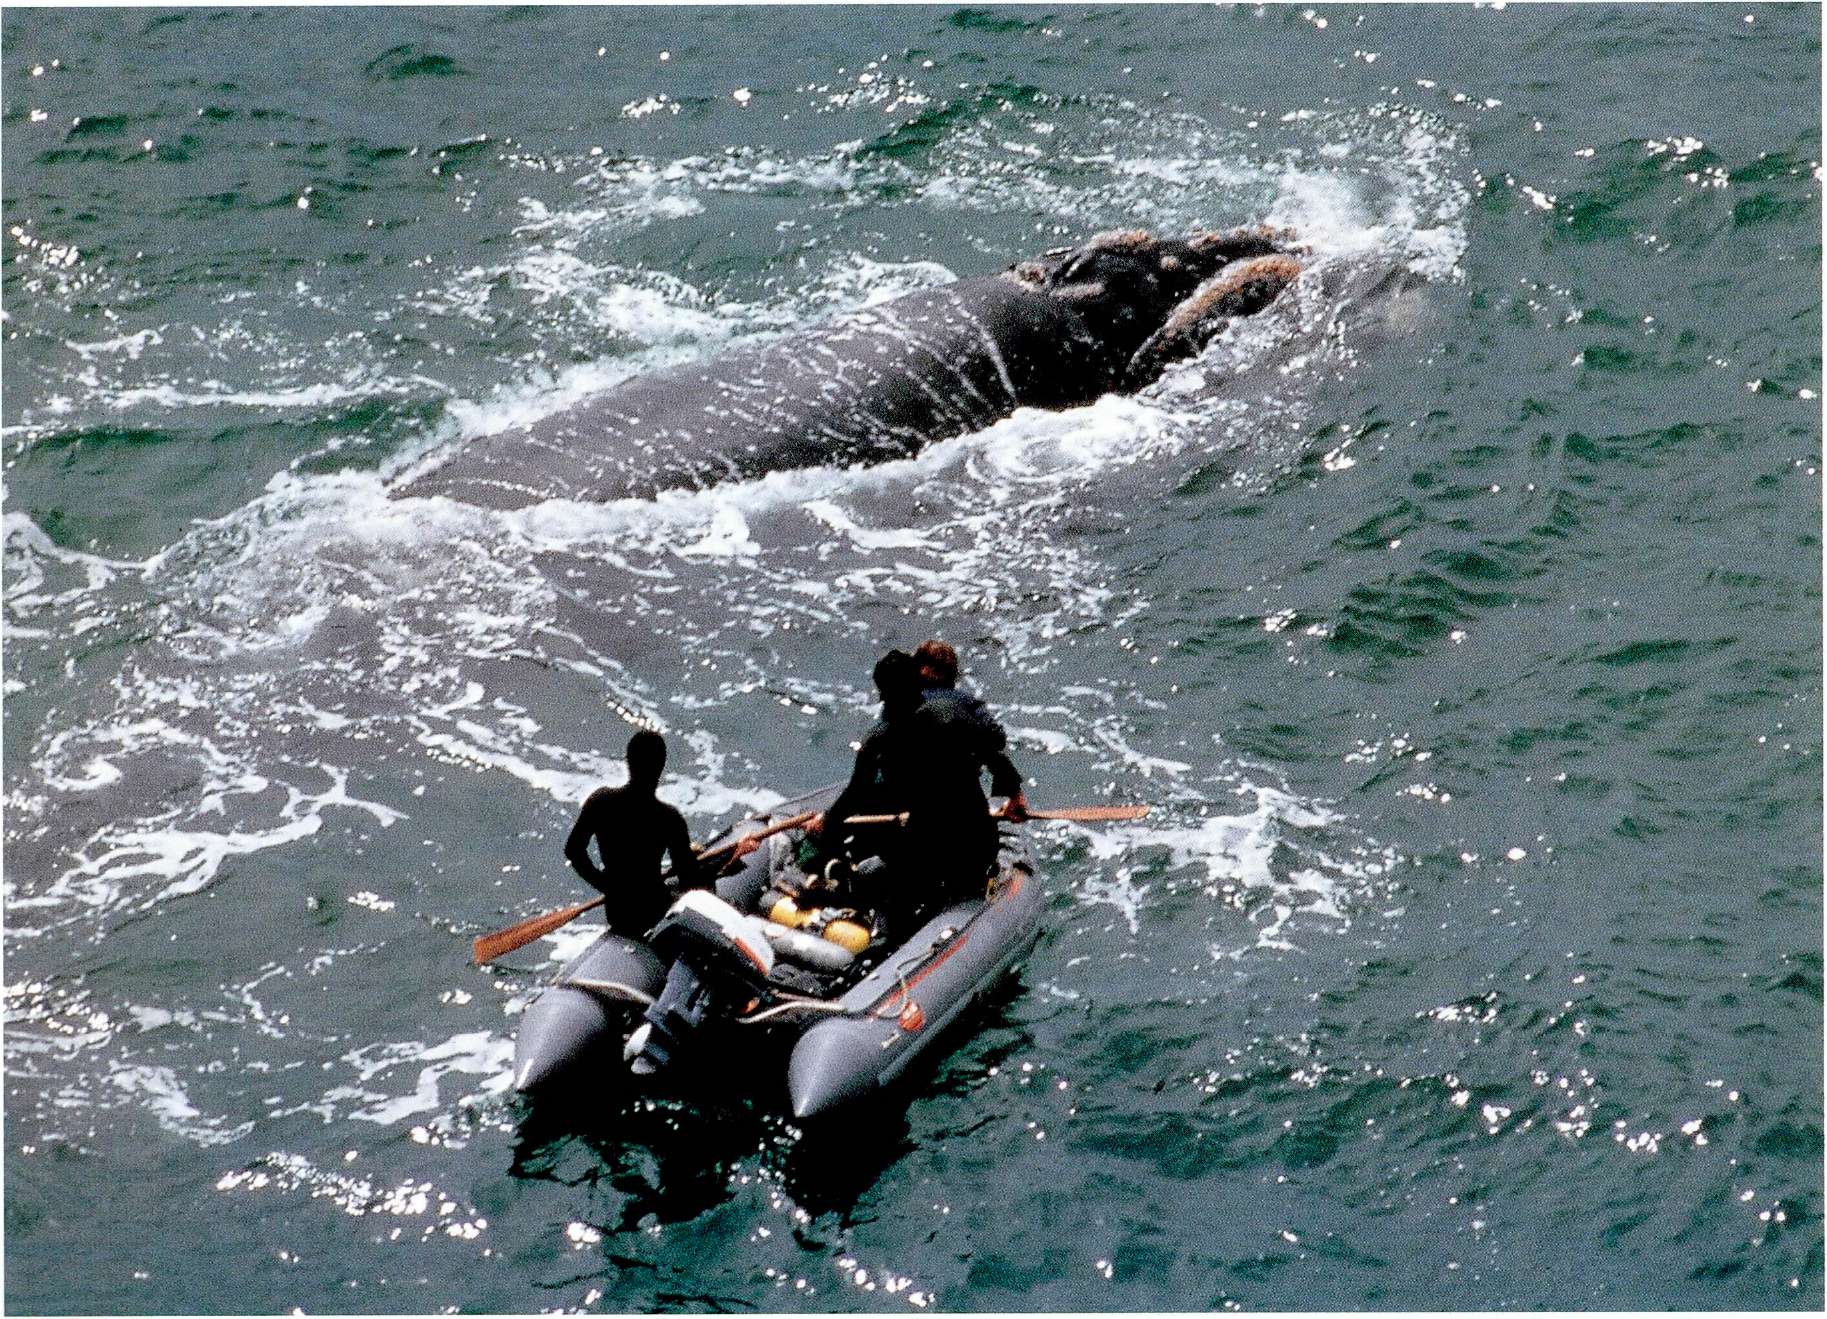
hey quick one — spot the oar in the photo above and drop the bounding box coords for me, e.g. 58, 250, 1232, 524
1017, 803, 1151, 822
472, 894, 607, 967
843, 803, 1151, 825
471, 808, 820, 965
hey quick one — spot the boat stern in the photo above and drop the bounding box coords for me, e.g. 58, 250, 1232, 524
787, 1017, 886, 1120
512, 934, 665, 1095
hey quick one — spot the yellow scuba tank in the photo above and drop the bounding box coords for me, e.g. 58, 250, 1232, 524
767, 895, 873, 956
821, 917, 872, 956
766, 893, 803, 928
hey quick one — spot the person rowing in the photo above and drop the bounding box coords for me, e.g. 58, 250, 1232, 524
912, 637, 1030, 833
803, 650, 923, 920
808, 643, 1030, 931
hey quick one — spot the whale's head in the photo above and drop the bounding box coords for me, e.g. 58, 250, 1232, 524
1008, 226, 1302, 383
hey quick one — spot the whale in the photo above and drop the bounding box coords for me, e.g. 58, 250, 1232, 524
394, 227, 1303, 509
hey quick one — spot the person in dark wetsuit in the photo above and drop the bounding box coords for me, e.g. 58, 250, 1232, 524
809, 649, 923, 877
564, 729, 703, 938
810, 644, 1030, 932
909, 639, 1029, 895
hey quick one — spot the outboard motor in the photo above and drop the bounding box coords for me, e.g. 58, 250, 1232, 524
625, 891, 776, 1076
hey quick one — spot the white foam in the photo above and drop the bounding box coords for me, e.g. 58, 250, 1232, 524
676, 503, 761, 559
414, 726, 605, 805
339, 1030, 514, 1127
1005, 725, 1076, 757
1077, 864, 1152, 936
1269, 171, 1385, 259
59, 813, 321, 908
3, 511, 150, 605
808, 254, 957, 313
41, 757, 400, 920
65, 326, 164, 360
507, 251, 727, 341
1071, 778, 1395, 953
1263, 114, 1469, 280
109, 1063, 253, 1146
43, 756, 124, 792
96, 375, 410, 413
803, 499, 940, 551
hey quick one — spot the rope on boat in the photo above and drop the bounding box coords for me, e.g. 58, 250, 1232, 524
736, 996, 854, 1025
559, 977, 657, 1007
562, 975, 842, 1025
874, 924, 962, 1016
735, 938, 944, 1027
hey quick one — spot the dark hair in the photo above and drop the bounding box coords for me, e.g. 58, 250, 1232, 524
914, 638, 959, 688
626, 729, 667, 782
872, 649, 921, 707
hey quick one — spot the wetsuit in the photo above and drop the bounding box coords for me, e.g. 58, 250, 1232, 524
814, 709, 904, 887
822, 717, 905, 844
904, 685, 1023, 897
564, 784, 702, 937
822, 685, 1021, 930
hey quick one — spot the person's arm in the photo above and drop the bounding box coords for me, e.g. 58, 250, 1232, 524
564, 791, 609, 892
964, 694, 1026, 804
664, 807, 703, 891
983, 737, 1027, 817
812, 726, 882, 838
987, 749, 1026, 808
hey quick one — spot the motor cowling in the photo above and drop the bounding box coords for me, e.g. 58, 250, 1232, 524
650, 889, 776, 978
630, 891, 777, 1075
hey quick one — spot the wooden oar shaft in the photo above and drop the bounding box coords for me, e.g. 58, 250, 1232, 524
696, 808, 819, 863
470, 808, 820, 965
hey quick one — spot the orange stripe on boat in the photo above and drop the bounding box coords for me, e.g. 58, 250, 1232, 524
874, 929, 971, 1018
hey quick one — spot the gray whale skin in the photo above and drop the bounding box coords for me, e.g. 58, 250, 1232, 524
395, 227, 1302, 508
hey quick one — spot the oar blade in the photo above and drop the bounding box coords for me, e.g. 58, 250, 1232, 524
473, 897, 604, 965
1027, 804, 1151, 823
846, 804, 1152, 825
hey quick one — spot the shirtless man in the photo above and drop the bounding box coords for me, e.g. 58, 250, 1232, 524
564, 730, 704, 937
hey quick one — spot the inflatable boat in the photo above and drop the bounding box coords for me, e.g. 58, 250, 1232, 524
510, 787, 1043, 1120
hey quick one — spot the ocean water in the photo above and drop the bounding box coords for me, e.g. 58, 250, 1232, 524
2, 4, 1820, 1312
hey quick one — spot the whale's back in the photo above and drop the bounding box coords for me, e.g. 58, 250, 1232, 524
395, 276, 1108, 508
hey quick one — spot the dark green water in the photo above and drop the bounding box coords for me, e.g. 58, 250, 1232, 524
3, 5, 1820, 1312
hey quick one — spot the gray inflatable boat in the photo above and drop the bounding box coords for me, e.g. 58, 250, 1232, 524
510, 787, 1043, 1120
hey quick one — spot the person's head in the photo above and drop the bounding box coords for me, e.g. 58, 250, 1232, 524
625, 728, 667, 786
872, 649, 922, 715
913, 638, 959, 689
